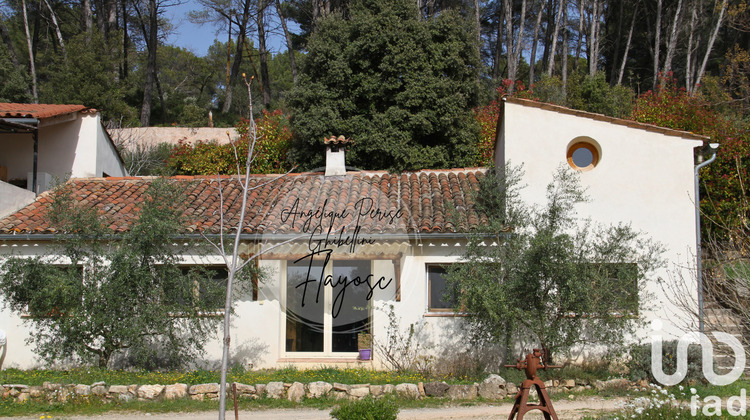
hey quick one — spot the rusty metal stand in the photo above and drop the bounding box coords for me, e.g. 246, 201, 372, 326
505, 349, 560, 420
507, 376, 558, 420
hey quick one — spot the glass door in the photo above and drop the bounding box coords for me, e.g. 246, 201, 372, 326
332, 261, 371, 352
285, 259, 324, 352
285, 259, 372, 354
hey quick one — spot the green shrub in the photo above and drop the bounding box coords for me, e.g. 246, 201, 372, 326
166, 109, 292, 175
330, 396, 399, 420
627, 340, 704, 383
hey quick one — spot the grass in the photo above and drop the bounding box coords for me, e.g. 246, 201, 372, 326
0, 392, 506, 417
0, 363, 624, 388
582, 380, 750, 420
3, 366, 746, 418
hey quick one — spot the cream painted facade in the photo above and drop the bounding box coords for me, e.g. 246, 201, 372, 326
496, 98, 704, 341
0, 110, 126, 219
1, 112, 126, 182
0, 99, 706, 369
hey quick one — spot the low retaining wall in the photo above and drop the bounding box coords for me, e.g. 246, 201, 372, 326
0, 377, 639, 403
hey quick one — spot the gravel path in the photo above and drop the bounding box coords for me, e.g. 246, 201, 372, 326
0, 397, 627, 420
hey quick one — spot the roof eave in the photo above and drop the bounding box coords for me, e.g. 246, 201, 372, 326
502, 96, 710, 142
0, 231, 509, 242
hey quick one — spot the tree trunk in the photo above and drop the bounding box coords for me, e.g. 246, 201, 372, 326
529, 2, 544, 85
685, 0, 698, 90
83, 0, 93, 41
610, 0, 624, 86
275, 0, 297, 83
121, 0, 128, 79
493, 6, 503, 80
546, 0, 565, 76
217, 77, 257, 420
588, 0, 601, 75
575, 0, 585, 69
32, 1, 40, 65
562, 3, 569, 92
617, 3, 637, 85
652, 0, 662, 89
258, 0, 272, 109
107, 0, 117, 34
505, 0, 527, 88
591, 0, 602, 75
222, 0, 251, 114
691, 0, 727, 92
660, 0, 684, 86
140, 0, 158, 126
21, 0, 38, 103
226, 13, 232, 89
42, 0, 67, 62
540, 0, 553, 70
474, 0, 481, 64
515, 0, 528, 80
504, 0, 514, 86
94, 0, 107, 37
156, 72, 167, 123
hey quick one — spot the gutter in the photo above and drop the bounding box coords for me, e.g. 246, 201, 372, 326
694, 142, 719, 334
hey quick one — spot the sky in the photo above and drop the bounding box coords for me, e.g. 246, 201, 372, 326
164, 0, 295, 57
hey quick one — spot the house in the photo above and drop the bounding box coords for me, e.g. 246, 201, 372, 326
0, 98, 707, 369
0, 103, 128, 219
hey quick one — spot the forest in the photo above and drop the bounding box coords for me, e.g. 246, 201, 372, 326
1, 0, 749, 233
1, 0, 747, 125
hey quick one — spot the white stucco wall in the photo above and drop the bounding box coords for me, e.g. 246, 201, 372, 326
219, 241, 469, 369
0, 244, 56, 368
0, 241, 467, 369
1, 132, 37, 181
72, 113, 126, 178
496, 100, 704, 342
0, 112, 126, 193
91, 116, 127, 177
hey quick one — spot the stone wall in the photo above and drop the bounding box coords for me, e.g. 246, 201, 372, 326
0, 377, 639, 403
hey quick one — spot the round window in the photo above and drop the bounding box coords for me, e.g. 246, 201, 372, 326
567, 139, 600, 171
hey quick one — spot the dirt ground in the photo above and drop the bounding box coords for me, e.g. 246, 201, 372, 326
0, 396, 627, 420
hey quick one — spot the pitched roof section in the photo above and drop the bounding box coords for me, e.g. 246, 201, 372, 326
0, 103, 88, 119
503, 97, 710, 141
0, 169, 490, 235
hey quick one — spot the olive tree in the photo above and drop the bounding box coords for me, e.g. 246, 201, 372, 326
0, 180, 222, 369
447, 165, 664, 362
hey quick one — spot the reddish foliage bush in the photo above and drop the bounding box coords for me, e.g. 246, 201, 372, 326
167, 110, 293, 175
630, 74, 750, 237
473, 81, 538, 166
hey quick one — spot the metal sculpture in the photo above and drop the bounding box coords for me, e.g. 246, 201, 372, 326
505, 348, 560, 420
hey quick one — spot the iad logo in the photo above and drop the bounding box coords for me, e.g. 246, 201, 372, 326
650, 319, 746, 386
650, 319, 747, 416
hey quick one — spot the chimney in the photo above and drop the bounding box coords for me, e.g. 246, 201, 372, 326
324, 135, 352, 176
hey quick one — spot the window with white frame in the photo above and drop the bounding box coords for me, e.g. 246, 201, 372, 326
427, 264, 457, 312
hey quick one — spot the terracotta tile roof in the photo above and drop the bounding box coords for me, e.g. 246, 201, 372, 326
324, 135, 353, 146
0, 103, 88, 119
503, 97, 710, 141
0, 169, 491, 236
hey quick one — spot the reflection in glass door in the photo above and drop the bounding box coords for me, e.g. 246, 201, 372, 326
286, 259, 324, 352
285, 259, 372, 354
332, 261, 371, 352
